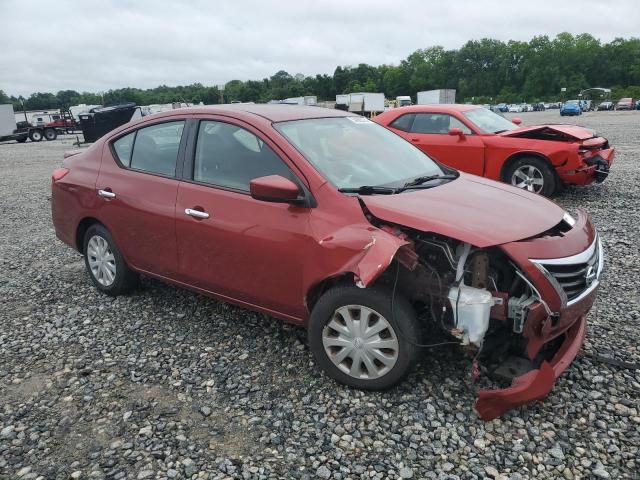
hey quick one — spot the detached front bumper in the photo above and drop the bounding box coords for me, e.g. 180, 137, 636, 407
475, 315, 586, 420
558, 148, 615, 185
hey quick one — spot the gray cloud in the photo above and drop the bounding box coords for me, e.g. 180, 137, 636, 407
1, 0, 638, 96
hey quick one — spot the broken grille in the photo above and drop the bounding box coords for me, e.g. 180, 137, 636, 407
533, 236, 602, 305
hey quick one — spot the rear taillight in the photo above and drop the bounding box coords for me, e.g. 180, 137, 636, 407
51, 168, 70, 183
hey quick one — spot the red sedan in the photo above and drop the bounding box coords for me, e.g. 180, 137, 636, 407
374, 104, 614, 196
51, 105, 603, 419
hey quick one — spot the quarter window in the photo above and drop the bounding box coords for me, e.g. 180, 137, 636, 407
193, 121, 292, 191
411, 114, 472, 135
129, 121, 185, 176
113, 132, 135, 167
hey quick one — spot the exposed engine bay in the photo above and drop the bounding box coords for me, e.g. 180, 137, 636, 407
372, 222, 558, 392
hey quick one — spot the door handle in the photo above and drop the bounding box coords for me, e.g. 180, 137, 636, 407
410, 138, 419, 142
185, 208, 210, 219
98, 189, 116, 199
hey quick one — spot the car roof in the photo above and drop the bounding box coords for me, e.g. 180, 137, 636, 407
168, 104, 355, 122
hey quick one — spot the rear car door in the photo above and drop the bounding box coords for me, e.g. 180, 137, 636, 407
390, 113, 485, 176
96, 120, 186, 277
175, 118, 312, 319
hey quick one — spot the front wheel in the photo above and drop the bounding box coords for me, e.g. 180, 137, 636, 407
308, 284, 419, 390
504, 156, 556, 196
83, 224, 139, 296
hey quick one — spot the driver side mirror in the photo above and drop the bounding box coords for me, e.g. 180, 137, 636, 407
448, 127, 465, 139
250, 175, 302, 204
512, 117, 522, 125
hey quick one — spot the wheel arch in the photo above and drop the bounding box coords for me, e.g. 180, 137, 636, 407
500, 151, 554, 182
76, 217, 103, 253
305, 272, 356, 317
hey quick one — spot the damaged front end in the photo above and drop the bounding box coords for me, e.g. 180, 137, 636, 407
367, 210, 602, 420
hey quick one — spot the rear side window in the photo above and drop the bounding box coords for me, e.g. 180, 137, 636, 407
390, 114, 415, 132
193, 121, 292, 191
130, 121, 185, 176
113, 132, 135, 167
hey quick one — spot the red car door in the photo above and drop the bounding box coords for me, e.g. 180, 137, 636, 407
391, 112, 485, 176
175, 118, 312, 319
95, 120, 186, 277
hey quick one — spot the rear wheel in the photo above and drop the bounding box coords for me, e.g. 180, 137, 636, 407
83, 224, 139, 296
29, 129, 43, 142
308, 284, 419, 390
44, 128, 57, 141
504, 156, 556, 196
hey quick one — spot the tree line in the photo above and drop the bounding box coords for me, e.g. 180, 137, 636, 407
2, 33, 639, 111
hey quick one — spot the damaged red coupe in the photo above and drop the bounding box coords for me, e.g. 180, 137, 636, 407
374, 104, 614, 196
51, 105, 603, 420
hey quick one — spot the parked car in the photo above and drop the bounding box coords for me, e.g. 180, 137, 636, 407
508, 104, 523, 113
615, 97, 635, 110
560, 100, 582, 116
636, 100, 640, 110
374, 104, 614, 196
532, 103, 546, 111
495, 103, 508, 112
597, 101, 614, 111
51, 105, 603, 420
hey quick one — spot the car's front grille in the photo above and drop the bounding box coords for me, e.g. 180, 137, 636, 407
532, 236, 603, 305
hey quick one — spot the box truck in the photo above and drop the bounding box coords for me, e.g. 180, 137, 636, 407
417, 89, 456, 105
396, 95, 412, 107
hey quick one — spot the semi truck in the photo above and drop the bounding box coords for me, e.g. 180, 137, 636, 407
417, 89, 456, 105
335, 92, 385, 116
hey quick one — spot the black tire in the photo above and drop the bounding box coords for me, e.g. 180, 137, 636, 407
308, 284, 419, 390
44, 128, 57, 141
29, 130, 43, 142
83, 224, 139, 296
503, 156, 557, 197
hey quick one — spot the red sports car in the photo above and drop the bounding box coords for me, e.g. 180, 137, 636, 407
374, 105, 614, 196
51, 105, 602, 419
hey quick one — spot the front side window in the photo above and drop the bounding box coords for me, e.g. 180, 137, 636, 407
193, 121, 292, 191
411, 113, 472, 135
275, 117, 444, 190
130, 121, 184, 176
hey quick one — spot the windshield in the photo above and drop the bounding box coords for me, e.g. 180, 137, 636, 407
566, 100, 580, 105
462, 107, 517, 133
275, 116, 444, 189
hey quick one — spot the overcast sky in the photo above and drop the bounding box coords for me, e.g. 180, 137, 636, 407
1, 0, 638, 96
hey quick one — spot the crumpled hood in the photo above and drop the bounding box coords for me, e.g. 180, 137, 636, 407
361, 173, 565, 247
500, 124, 595, 141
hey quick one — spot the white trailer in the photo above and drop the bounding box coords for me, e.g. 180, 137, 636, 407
417, 89, 456, 105
0, 104, 15, 137
283, 96, 318, 106
335, 92, 385, 115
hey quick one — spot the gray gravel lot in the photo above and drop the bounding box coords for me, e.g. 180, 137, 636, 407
0, 110, 638, 479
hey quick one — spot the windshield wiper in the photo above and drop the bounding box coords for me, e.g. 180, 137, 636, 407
399, 173, 459, 191
338, 185, 398, 195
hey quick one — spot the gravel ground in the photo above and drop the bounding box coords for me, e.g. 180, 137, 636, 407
0, 111, 638, 480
